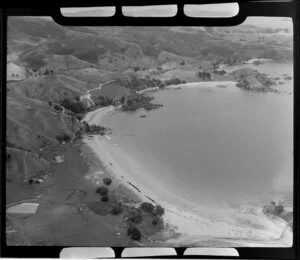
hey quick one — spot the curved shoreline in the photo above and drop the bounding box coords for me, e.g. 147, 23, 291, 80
80, 82, 292, 247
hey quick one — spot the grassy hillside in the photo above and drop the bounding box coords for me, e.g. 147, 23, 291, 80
7, 96, 80, 151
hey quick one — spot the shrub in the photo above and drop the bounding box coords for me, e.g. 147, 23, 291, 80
275, 205, 284, 215
103, 177, 112, 186
54, 104, 63, 111
127, 226, 142, 241
154, 205, 165, 216
48, 101, 52, 106
95, 186, 108, 196
139, 202, 154, 214
111, 205, 123, 215
56, 133, 71, 143
152, 219, 158, 226
101, 196, 109, 202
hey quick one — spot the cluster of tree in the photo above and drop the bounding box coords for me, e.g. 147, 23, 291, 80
212, 69, 226, 76
139, 202, 165, 216
122, 94, 163, 111
60, 98, 86, 114
196, 71, 212, 80
163, 78, 186, 86
101, 196, 109, 202
127, 225, 142, 241
263, 201, 284, 216
94, 96, 114, 107
56, 133, 71, 143
95, 186, 110, 202
54, 104, 63, 111
96, 186, 108, 196
82, 122, 109, 135
44, 69, 54, 75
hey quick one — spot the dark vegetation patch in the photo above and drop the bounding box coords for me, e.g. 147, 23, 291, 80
196, 71, 212, 80
139, 202, 155, 214
56, 133, 71, 143
163, 78, 186, 86
263, 201, 293, 227
103, 177, 112, 186
93, 96, 114, 107
127, 225, 142, 241
60, 98, 86, 114
54, 104, 63, 111
95, 186, 108, 196
101, 196, 109, 202
81, 122, 110, 136
122, 94, 163, 111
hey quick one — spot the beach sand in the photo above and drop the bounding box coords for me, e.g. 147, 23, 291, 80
81, 83, 293, 247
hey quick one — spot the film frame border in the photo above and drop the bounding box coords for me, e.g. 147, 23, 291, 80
0, 0, 299, 258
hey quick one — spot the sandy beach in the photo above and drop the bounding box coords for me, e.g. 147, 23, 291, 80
81, 82, 292, 247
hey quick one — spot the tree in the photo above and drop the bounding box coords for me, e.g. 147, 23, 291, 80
275, 204, 284, 215
127, 226, 141, 241
120, 96, 126, 104
48, 101, 52, 106
56, 133, 71, 143
101, 196, 109, 202
103, 177, 112, 186
139, 202, 154, 214
95, 186, 108, 196
54, 105, 63, 111
154, 205, 165, 216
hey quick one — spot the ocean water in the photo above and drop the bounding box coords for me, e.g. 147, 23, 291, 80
103, 63, 293, 207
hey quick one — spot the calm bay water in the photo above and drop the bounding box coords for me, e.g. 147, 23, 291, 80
104, 63, 293, 206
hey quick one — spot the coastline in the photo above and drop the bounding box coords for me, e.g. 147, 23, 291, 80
80, 82, 292, 247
